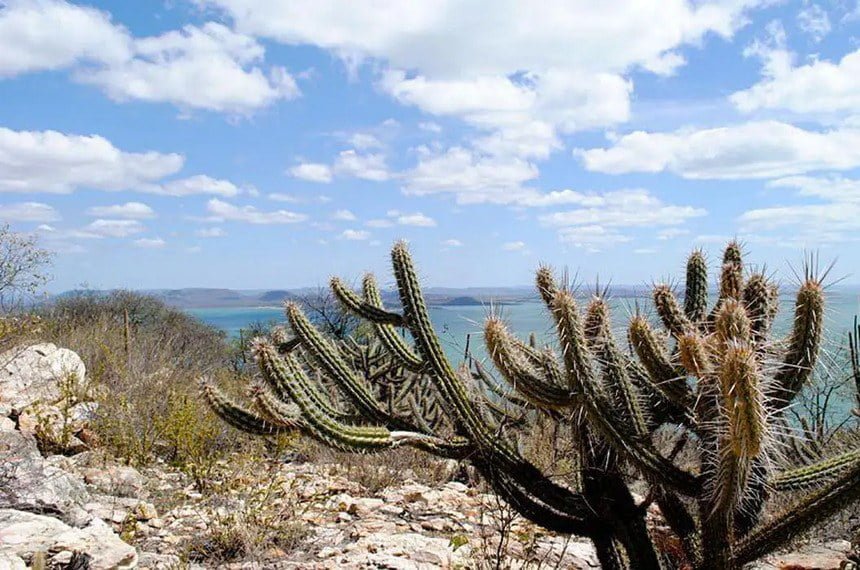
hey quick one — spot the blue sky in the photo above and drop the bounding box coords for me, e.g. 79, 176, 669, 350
2, 0, 860, 291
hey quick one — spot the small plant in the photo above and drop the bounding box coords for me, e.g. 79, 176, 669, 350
205, 241, 860, 570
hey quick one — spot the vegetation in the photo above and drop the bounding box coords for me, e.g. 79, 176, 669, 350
205, 240, 860, 570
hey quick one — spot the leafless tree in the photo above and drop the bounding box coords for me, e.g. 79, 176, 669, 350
0, 224, 53, 313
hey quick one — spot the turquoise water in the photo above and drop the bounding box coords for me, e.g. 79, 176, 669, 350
186, 290, 860, 362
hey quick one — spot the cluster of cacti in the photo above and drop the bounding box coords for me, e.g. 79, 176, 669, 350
202, 241, 860, 570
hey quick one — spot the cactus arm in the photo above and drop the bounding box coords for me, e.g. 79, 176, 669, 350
472, 360, 532, 409
484, 317, 576, 409
286, 302, 399, 425
361, 274, 425, 371
685, 249, 709, 322
552, 290, 700, 495
771, 449, 860, 491
330, 276, 404, 325
653, 285, 694, 338
629, 316, 693, 410
251, 385, 305, 428
769, 279, 825, 411
584, 297, 649, 435
742, 273, 776, 342
734, 459, 860, 566
200, 381, 298, 436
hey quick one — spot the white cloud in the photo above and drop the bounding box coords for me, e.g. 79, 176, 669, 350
157, 175, 242, 197
288, 162, 332, 183
502, 241, 526, 251
331, 209, 356, 221
268, 192, 301, 202
731, 48, 860, 115
206, 198, 307, 224
0, 127, 183, 193
84, 219, 145, 238
133, 237, 166, 248
537, 189, 705, 250
418, 121, 442, 133
333, 150, 390, 181
86, 201, 154, 219
0, 202, 60, 222
657, 227, 690, 240
737, 175, 860, 244
348, 133, 383, 150
77, 22, 299, 113
202, 0, 764, 163
442, 238, 462, 247
403, 146, 538, 204
395, 212, 435, 227
195, 227, 226, 237
577, 122, 860, 179
341, 229, 370, 240
365, 219, 393, 228
0, 0, 131, 77
797, 4, 830, 42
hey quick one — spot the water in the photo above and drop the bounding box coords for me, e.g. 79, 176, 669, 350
187, 290, 860, 362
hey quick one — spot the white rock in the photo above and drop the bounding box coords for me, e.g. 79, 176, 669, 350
0, 343, 86, 412
0, 509, 137, 569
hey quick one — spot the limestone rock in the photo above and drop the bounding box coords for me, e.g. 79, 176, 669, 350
0, 343, 86, 412
0, 509, 137, 569
0, 430, 90, 525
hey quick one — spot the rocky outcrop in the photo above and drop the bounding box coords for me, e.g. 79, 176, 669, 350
0, 343, 86, 412
0, 509, 137, 569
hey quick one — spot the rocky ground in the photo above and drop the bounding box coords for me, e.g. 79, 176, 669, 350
0, 343, 856, 569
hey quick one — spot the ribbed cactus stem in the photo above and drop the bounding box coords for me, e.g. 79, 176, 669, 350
653, 284, 693, 338
629, 316, 691, 409
484, 317, 575, 409
771, 449, 860, 491
330, 276, 404, 325
742, 273, 774, 342
685, 249, 709, 322
200, 380, 296, 436
771, 279, 824, 409
536, 265, 559, 307
361, 274, 424, 371
719, 241, 744, 302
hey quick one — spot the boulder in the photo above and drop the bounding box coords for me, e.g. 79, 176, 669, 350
0, 509, 137, 569
0, 430, 90, 525
0, 343, 86, 412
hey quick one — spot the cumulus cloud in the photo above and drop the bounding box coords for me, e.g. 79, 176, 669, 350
195, 227, 226, 237
502, 241, 526, 251
737, 176, 860, 244
77, 22, 299, 113
331, 209, 356, 221
577, 122, 860, 179
206, 198, 307, 224
84, 219, 146, 238
0, 202, 60, 222
0, 0, 131, 77
341, 229, 370, 240
133, 237, 166, 248
797, 4, 830, 42
0, 127, 243, 197
333, 150, 390, 181
0, 127, 182, 193
442, 238, 462, 247
538, 189, 705, 250
395, 212, 435, 227
86, 202, 154, 219
288, 163, 333, 183
731, 48, 860, 115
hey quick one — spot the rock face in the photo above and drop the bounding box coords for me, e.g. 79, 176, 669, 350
0, 509, 137, 569
0, 343, 86, 412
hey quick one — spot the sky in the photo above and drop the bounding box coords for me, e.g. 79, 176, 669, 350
2, 0, 860, 292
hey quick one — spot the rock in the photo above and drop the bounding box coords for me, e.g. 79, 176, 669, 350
138, 552, 180, 569
17, 402, 88, 453
0, 430, 90, 525
0, 417, 14, 432
82, 465, 146, 498
754, 540, 852, 570
0, 508, 137, 569
135, 502, 158, 521
0, 343, 86, 412
0, 552, 26, 569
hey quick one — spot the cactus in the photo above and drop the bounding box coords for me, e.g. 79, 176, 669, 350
204, 240, 860, 570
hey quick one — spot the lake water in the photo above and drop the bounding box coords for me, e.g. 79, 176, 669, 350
187, 289, 860, 363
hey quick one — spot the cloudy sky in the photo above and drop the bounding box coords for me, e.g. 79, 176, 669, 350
2, 0, 860, 291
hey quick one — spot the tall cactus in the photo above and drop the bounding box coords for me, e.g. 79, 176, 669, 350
203, 241, 860, 570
